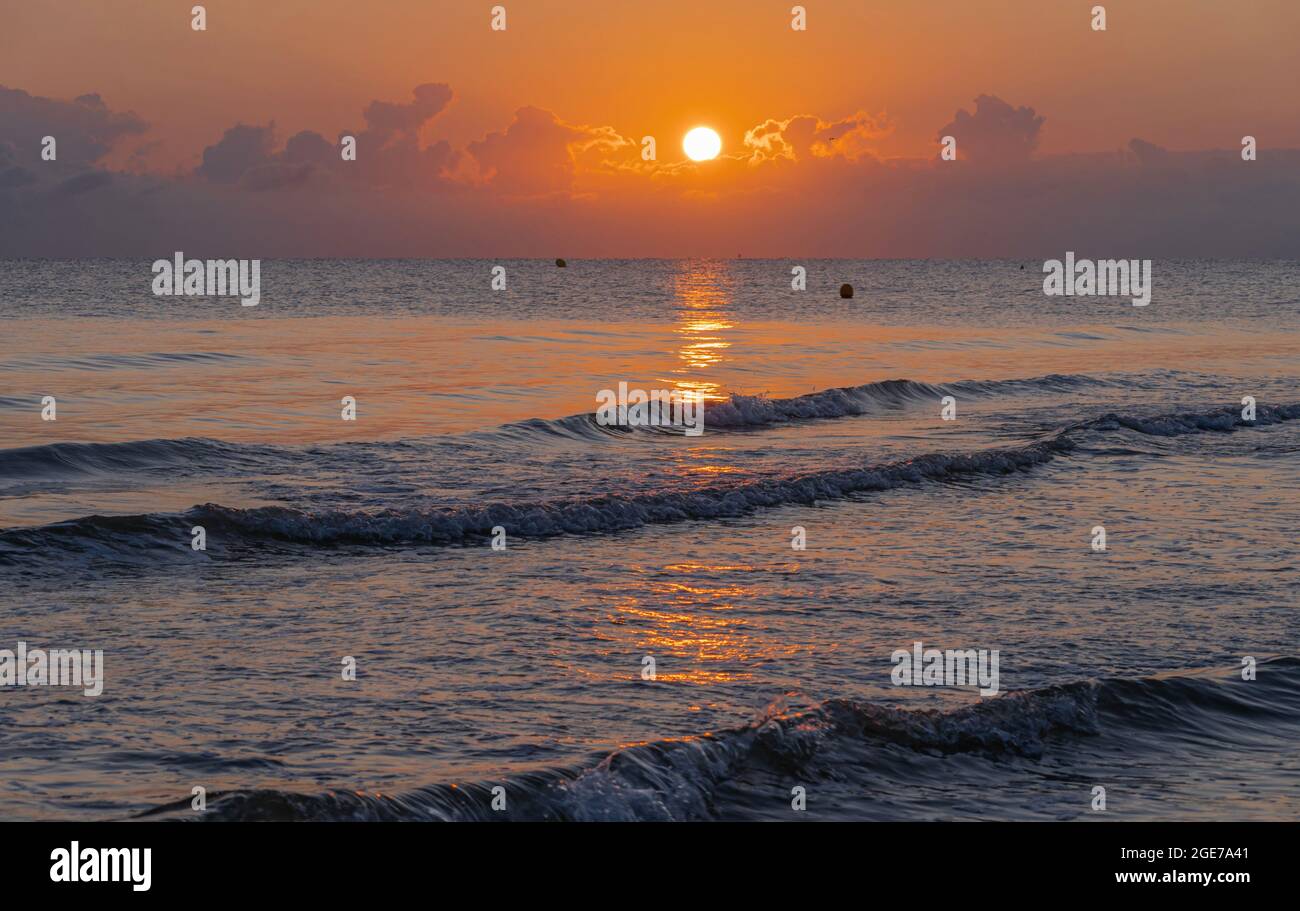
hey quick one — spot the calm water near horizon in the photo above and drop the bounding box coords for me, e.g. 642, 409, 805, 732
1, 258, 1297, 820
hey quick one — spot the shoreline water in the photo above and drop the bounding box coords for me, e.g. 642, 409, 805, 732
1, 259, 1296, 821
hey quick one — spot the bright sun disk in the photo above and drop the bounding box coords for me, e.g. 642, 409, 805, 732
683, 126, 721, 161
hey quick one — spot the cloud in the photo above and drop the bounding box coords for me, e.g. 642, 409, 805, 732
467, 106, 639, 197
191, 84, 459, 191
936, 95, 1044, 163
350, 133, 458, 190
197, 123, 276, 184
239, 161, 315, 192
3, 83, 1298, 258
0, 141, 37, 189
0, 85, 147, 168
361, 83, 453, 142
745, 111, 892, 163
283, 130, 334, 166
466, 105, 635, 196
345, 83, 459, 189
126, 139, 165, 171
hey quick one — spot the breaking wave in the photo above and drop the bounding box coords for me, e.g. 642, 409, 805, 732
133, 657, 1300, 821
2, 401, 1296, 563
702, 373, 1109, 429
0, 373, 1110, 479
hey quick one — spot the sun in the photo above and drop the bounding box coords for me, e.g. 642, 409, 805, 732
683, 126, 722, 162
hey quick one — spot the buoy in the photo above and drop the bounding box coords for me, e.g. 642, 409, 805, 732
556, 258, 567, 268
839, 283, 854, 299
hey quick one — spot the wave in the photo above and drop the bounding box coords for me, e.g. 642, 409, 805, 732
133, 657, 1300, 821
2, 401, 1296, 562
0, 437, 272, 480
0, 373, 1111, 480
702, 373, 1110, 429
487, 372, 1113, 440
0, 350, 247, 374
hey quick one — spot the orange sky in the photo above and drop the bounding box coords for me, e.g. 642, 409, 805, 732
5, 0, 1298, 171
2, 0, 1299, 257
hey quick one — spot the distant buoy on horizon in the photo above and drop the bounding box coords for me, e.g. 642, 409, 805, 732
839, 283, 854, 299
556, 258, 567, 267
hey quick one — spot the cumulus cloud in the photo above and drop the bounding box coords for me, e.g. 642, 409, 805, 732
0, 141, 37, 189
353, 134, 457, 190
466, 105, 636, 196
361, 83, 453, 142
0, 85, 147, 168
191, 83, 459, 191
239, 161, 316, 192
936, 94, 1044, 162
197, 123, 276, 184
283, 130, 334, 165
344, 82, 459, 189
3, 82, 1299, 258
745, 111, 891, 162
125, 138, 165, 172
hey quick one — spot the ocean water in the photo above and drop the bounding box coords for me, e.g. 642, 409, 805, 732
0, 258, 1297, 821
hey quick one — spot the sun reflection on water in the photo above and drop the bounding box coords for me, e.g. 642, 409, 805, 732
667, 261, 737, 403
597, 557, 816, 686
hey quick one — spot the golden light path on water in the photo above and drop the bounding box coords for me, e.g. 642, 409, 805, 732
666, 260, 736, 403
604, 565, 815, 688
600, 251, 812, 700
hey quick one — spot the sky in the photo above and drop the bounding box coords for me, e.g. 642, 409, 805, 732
2, 0, 1299, 257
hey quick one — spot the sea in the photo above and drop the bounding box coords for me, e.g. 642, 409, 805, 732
0, 258, 1297, 821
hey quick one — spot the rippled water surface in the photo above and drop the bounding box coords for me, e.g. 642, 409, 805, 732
0, 259, 1297, 820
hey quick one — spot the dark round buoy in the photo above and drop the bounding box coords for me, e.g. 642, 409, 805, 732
555, 258, 567, 268
839, 283, 854, 299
